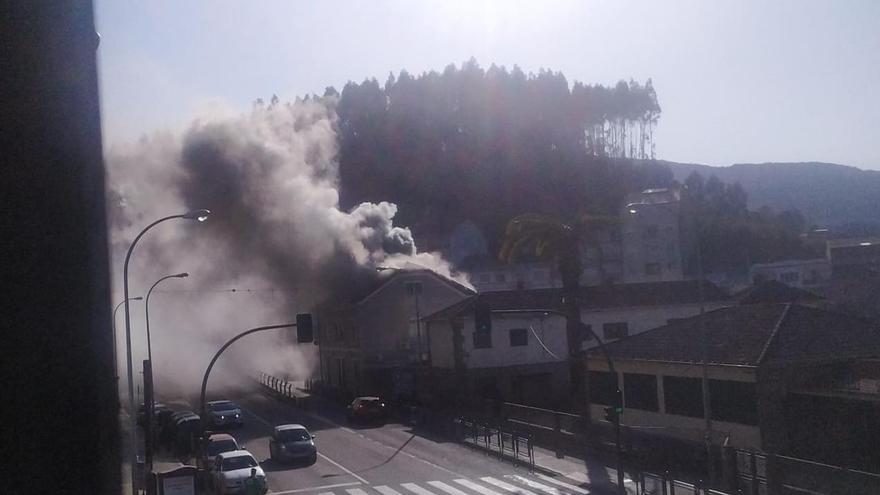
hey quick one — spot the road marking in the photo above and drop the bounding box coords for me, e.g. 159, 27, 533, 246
271, 482, 362, 494
374, 486, 404, 495
239, 405, 369, 485
480, 477, 538, 495
427, 481, 471, 495
454, 479, 504, 495
502, 476, 564, 495
346, 489, 370, 495
532, 475, 589, 495
402, 483, 438, 495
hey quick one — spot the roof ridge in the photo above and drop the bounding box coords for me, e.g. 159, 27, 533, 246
756, 303, 791, 365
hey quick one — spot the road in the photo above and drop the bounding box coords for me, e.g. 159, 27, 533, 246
190, 388, 596, 495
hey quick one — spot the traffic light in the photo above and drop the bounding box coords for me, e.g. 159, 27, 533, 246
296, 313, 313, 343
604, 405, 623, 423
474, 302, 492, 333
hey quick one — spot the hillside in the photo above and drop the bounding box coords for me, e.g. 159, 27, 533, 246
661, 161, 880, 230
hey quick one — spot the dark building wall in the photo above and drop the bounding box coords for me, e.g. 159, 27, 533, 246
2, 2, 118, 493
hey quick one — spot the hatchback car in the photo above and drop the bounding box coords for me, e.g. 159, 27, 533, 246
206, 400, 244, 429
209, 450, 267, 495
269, 424, 317, 465
346, 397, 387, 423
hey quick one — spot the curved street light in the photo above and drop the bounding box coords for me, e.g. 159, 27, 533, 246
145, 272, 189, 363
121, 209, 209, 491
199, 323, 298, 422
112, 297, 143, 381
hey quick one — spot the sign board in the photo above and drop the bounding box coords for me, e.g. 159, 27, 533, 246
162, 476, 194, 495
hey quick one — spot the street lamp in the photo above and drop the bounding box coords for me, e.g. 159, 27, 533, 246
145, 272, 189, 364
627, 200, 714, 484
121, 209, 209, 492
113, 296, 143, 380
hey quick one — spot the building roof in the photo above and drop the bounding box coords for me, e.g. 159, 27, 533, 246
735, 280, 823, 305
357, 267, 475, 305
589, 303, 880, 367
424, 279, 729, 321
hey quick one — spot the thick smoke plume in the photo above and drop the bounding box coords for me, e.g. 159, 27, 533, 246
106, 97, 468, 403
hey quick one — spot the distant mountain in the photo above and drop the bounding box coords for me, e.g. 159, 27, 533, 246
660, 161, 880, 230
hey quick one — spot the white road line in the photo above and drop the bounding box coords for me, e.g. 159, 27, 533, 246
427, 481, 471, 495
479, 477, 538, 495
401, 482, 438, 495
532, 475, 589, 495
240, 405, 370, 485
502, 476, 564, 495
374, 485, 404, 495
346, 489, 371, 495
319, 452, 370, 485
454, 479, 505, 495
271, 482, 362, 495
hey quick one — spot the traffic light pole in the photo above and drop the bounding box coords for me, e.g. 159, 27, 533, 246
490, 308, 625, 494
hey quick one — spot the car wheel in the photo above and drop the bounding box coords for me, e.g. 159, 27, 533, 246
307, 454, 317, 466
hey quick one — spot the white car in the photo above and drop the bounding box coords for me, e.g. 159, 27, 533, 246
209, 450, 267, 495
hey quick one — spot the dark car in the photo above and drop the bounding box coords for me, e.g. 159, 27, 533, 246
137, 402, 170, 427
206, 400, 244, 429
269, 424, 317, 465
171, 412, 202, 457
346, 397, 387, 423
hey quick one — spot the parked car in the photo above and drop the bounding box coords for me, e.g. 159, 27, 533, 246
199, 433, 240, 469
346, 397, 387, 423
137, 402, 170, 427
206, 400, 244, 429
209, 450, 267, 495
171, 412, 202, 457
269, 424, 317, 465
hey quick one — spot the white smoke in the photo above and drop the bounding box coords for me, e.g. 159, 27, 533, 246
106, 97, 469, 404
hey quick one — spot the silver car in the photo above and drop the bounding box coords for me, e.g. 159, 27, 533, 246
269, 424, 317, 465
210, 450, 267, 495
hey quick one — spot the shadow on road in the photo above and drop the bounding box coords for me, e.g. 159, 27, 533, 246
259, 458, 314, 472
353, 434, 416, 474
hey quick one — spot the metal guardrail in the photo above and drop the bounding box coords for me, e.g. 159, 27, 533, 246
455, 417, 534, 470
258, 372, 309, 408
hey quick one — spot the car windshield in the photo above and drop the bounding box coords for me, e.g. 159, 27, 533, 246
222, 455, 257, 471
277, 429, 310, 442
207, 440, 238, 456
208, 401, 237, 411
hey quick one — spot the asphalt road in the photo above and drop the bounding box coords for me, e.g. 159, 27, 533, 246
199, 388, 596, 495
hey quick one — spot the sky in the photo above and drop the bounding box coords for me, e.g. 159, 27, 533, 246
96, 0, 880, 170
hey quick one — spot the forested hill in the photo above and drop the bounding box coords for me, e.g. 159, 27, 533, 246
660, 161, 880, 231
335, 60, 667, 253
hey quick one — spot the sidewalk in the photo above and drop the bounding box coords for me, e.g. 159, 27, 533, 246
530, 444, 637, 494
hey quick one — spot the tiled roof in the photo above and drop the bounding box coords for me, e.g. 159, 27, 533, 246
424, 279, 729, 321
590, 303, 880, 366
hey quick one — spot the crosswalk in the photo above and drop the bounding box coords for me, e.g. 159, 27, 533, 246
273, 474, 592, 495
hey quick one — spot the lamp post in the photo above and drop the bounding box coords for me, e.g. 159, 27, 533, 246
199, 323, 298, 421
145, 272, 189, 364
113, 296, 143, 380
627, 199, 714, 484
122, 209, 209, 493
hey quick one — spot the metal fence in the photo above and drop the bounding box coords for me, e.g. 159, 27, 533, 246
456, 417, 534, 469
258, 372, 309, 408
735, 449, 880, 495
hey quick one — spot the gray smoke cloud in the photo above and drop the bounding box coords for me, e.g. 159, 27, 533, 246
106, 97, 469, 404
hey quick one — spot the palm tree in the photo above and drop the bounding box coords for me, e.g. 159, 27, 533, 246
499, 213, 615, 410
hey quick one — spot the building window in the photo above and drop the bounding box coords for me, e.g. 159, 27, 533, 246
624, 373, 659, 412
645, 263, 661, 275
509, 328, 528, 347
588, 371, 618, 405
780, 272, 799, 283
495, 273, 506, 283
663, 376, 704, 418
473, 331, 492, 349
479, 273, 491, 283
603, 322, 629, 340
710, 380, 758, 425
642, 225, 659, 239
